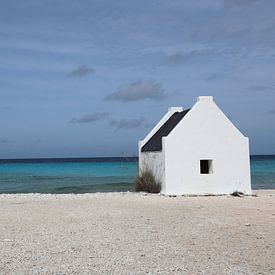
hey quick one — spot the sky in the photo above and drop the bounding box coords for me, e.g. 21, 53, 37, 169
0, 0, 274, 158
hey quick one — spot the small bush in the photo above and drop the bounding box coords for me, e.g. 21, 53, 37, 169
134, 169, 161, 193
231, 191, 244, 197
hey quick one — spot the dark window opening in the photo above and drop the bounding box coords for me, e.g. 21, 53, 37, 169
200, 160, 213, 174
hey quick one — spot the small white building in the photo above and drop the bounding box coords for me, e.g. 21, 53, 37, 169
139, 96, 252, 195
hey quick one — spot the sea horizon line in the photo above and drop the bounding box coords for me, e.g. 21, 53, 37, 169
0, 155, 274, 163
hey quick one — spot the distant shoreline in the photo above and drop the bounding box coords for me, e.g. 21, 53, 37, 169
0, 156, 139, 164
0, 154, 274, 163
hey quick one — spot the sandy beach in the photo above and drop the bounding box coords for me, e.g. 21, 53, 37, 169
0, 190, 274, 274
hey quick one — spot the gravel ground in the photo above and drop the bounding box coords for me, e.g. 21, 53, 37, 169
0, 190, 274, 274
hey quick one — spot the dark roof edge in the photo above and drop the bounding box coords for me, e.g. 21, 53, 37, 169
141, 109, 190, 152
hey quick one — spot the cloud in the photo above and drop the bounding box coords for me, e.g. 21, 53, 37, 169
70, 112, 109, 124
164, 52, 186, 65
109, 117, 146, 130
249, 85, 273, 92
0, 105, 12, 110
223, 0, 261, 9
67, 65, 95, 78
204, 73, 225, 82
267, 109, 275, 114
105, 81, 166, 102
0, 139, 8, 143
164, 50, 215, 66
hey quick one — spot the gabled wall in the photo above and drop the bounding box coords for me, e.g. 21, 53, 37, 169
163, 96, 251, 195
139, 107, 183, 187
139, 151, 164, 184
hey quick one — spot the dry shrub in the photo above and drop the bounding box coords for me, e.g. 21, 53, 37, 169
134, 169, 161, 193
231, 191, 244, 197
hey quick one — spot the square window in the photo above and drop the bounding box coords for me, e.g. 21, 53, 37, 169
200, 160, 213, 174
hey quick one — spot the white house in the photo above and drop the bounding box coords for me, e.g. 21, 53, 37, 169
138, 96, 252, 195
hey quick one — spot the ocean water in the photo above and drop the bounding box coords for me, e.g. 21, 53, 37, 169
0, 156, 274, 193
250, 155, 275, 189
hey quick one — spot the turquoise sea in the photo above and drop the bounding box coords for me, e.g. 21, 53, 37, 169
0, 156, 274, 193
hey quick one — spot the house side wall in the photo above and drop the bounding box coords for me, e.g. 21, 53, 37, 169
138, 107, 183, 190
139, 150, 165, 188
163, 97, 251, 195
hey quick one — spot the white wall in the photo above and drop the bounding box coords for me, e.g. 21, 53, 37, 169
163, 96, 251, 195
138, 107, 183, 187
139, 150, 164, 184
